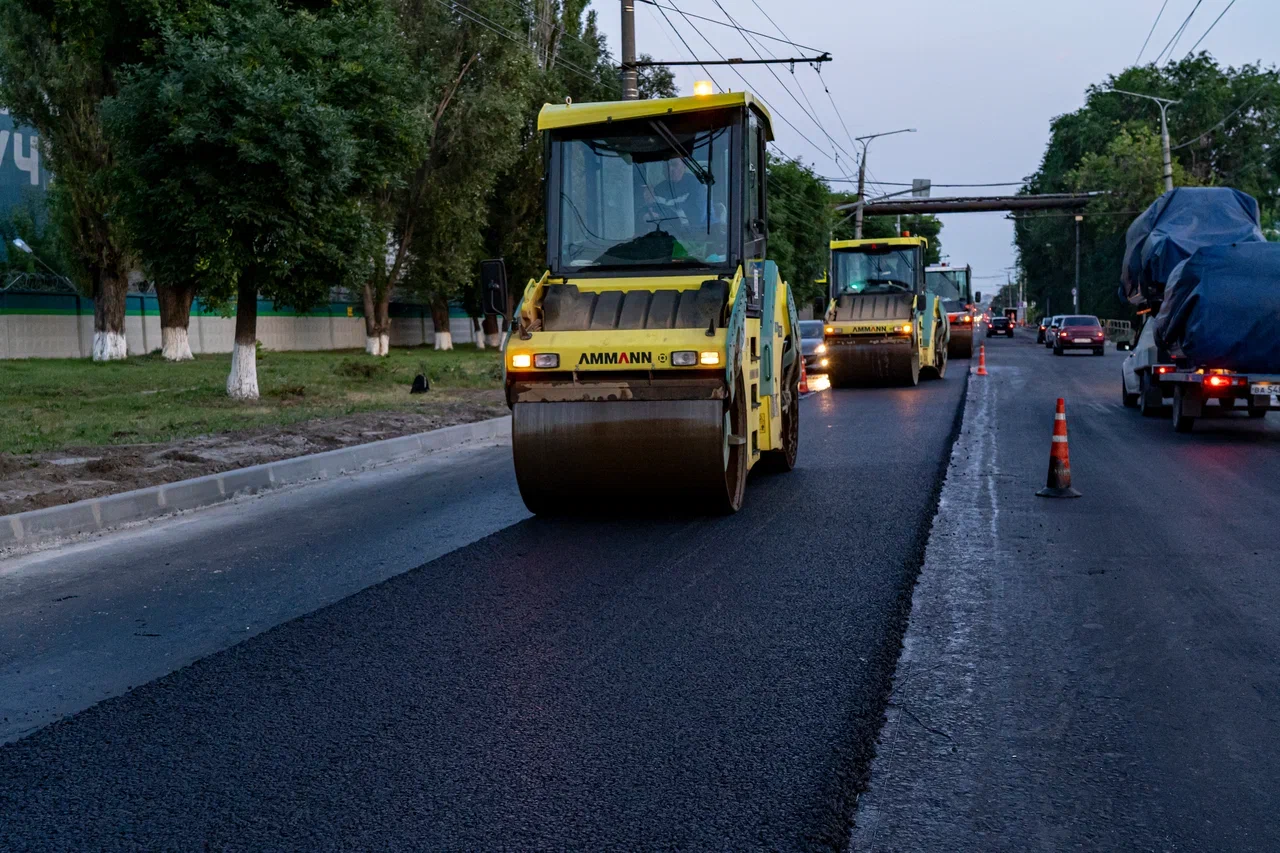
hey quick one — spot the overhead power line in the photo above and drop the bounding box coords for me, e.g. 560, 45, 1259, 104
1185, 0, 1239, 56
825, 179, 1029, 188
649, 0, 723, 92
430, 0, 600, 85
635, 0, 828, 53
1154, 0, 1204, 64
1137, 0, 1172, 64
1172, 77, 1271, 149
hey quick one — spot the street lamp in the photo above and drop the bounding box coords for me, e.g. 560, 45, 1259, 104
1111, 89, 1179, 192
853, 128, 917, 238
10, 237, 68, 284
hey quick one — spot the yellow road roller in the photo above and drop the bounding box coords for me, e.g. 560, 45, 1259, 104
823, 236, 949, 386
500, 90, 801, 514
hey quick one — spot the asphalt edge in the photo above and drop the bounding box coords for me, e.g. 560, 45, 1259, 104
826, 365, 974, 850
1, 415, 512, 555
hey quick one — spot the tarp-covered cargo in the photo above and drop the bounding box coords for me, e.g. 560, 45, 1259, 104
1154, 242, 1280, 373
1121, 187, 1265, 306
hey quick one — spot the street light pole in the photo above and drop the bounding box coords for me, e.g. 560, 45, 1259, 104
853, 128, 916, 238
620, 1, 638, 100
1112, 88, 1179, 192
1074, 214, 1083, 313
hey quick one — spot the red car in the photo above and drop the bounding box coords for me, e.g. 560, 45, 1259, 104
1052, 315, 1106, 356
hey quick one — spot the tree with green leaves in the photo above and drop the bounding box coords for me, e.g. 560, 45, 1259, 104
0, 0, 171, 360
106, 0, 418, 398
1017, 54, 1279, 318
363, 0, 532, 354
765, 156, 831, 313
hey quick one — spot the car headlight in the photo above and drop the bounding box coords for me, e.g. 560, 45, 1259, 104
814, 343, 827, 355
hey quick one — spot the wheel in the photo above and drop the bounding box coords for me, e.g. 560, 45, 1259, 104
716, 375, 749, 512
1248, 406, 1268, 419
1172, 385, 1196, 433
1053, 344, 1063, 356
1094, 347, 1104, 356
923, 331, 948, 380
1122, 373, 1139, 408
758, 349, 800, 473
1139, 372, 1163, 417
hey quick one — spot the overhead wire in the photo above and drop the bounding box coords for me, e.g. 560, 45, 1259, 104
1136, 0, 1172, 64
1154, 0, 1204, 64
1171, 76, 1272, 149
1184, 0, 1239, 56
649, 0, 723, 92
430, 0, 601, 85
635, 0, 827, 53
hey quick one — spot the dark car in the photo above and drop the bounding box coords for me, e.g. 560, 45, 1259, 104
800, 320, 828, 374
1053, 314, 1106, 355
987, 315, 1014, 337
1037, 316, 1053, 343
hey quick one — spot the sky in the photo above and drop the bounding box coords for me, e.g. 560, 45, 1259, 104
592, 0, 1280, 289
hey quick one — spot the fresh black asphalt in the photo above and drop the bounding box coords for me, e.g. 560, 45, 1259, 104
0, 367, 967, 850
854, 331, 1280, 852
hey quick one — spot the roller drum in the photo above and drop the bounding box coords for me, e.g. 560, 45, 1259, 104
512, 400, 733, 513
827, 340, 919, 387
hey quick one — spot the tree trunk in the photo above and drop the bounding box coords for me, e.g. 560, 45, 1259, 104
92, 266, 128, 361
362, 280, 391, 357
431, 300, 453, 351
156, 281, 197, 361
472, 316, 486, 349
227, 280, 259, 399
482, 313, 502, 349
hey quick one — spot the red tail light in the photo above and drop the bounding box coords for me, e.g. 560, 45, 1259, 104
1156, 366, 1173, 374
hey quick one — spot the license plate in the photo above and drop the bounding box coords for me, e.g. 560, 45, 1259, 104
1073, 338, 1092, 344
1250, 383, 1278, 396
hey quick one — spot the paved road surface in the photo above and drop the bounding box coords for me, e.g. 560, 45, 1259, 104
0, 370, 966, 850
854, 331, 1280, 852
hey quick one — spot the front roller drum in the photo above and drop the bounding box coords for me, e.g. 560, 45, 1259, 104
828, 341, 919, 387
513, 396, 747, 515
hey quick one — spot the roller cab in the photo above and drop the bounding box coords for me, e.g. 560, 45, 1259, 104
504, 91, 801, 514
926, 263, 977, 359
824, 237, 949, 386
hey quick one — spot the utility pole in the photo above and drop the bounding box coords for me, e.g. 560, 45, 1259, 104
1074, 214, 1083, 313
853, 128, 916, 238
1112, 89, 1179, 192
621, 1, 639, 101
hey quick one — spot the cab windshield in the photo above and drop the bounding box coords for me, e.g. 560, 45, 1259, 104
551, 110, 734, 272
832, 248, 917, 294
926, 269, 967, 301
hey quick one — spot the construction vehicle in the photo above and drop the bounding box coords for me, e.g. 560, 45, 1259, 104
926, 263, 980, 359
823, 236, 949, 386
498, 90, 801, 514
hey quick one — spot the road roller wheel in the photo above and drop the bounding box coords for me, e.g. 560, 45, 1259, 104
923, 329, 947, 380
759, 354, 800, 474
904, 349, 921, 386
716, 375, 749, 513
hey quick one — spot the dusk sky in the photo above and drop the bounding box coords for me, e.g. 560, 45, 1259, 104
593, 0, 1278, 290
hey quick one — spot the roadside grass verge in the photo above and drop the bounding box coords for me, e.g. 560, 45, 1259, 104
0, 346, 504, 455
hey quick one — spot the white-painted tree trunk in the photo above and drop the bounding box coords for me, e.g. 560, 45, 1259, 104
433, 330, 453, 351
226, 342, 259, 399
485, 332, 503, 349
364, 333, 391, 356
474, 324, 486, 350
161, 326, 194, 361
92, 330, 127, 362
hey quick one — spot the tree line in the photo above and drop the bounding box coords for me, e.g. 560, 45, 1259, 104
0, 0, 938, 396
1017, 54, 1280, 321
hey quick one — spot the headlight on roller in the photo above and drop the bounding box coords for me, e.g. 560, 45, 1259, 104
510, 353, 532, 369
699, 351, 720, 366
533, 353, 559, 369
671, 350, 697, 366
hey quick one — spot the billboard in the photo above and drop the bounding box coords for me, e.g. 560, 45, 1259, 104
1, 107, 53, 262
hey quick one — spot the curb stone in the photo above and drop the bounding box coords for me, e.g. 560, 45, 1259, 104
1, 415, 512, 554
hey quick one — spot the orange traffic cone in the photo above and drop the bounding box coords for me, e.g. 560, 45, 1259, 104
975, 345, 988, 376
798, 358, 810, 394
1036, 397, 1081, 498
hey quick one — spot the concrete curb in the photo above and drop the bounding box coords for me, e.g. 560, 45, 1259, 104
1, 415, 512, 553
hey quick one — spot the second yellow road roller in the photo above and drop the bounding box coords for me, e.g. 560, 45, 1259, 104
823, 236, 949, 386
500, 89, 801, 514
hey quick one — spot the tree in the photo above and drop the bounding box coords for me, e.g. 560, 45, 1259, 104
0, 0, 169, 360
766, 156, 831, 313
637, 54, 678, 100
1016, 54, 1280, 319
363, 0, 533, 355
106, 0, 417, 397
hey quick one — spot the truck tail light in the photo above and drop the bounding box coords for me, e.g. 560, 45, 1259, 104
1156, 365, 1173, 375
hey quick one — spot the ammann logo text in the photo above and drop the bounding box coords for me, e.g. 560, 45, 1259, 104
577, 351, 654, 366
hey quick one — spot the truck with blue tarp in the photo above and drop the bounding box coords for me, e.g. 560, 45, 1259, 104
1119, 187, 1280, 431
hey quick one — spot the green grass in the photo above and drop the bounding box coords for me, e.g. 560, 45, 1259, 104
0, 345, 504, 455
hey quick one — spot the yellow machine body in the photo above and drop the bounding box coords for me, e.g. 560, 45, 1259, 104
824, 236, 949, 386
504, 92, 801, 513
